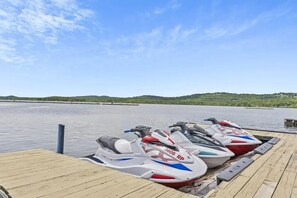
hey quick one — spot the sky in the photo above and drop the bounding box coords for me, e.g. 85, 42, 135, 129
0, 0, 297, 97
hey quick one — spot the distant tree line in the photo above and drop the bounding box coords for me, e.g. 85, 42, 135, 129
1, 92, 297, 108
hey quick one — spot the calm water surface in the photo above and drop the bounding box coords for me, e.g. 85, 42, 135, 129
0, 102, 296, 157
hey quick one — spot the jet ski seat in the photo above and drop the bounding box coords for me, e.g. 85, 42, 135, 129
97, 136, 132, 154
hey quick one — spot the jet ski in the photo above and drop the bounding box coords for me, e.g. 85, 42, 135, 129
205, 118, 242, 129
203, 118, 262, 155
81, 125, 207, 188
169, 122, 234, 168
201, 118, 262, 155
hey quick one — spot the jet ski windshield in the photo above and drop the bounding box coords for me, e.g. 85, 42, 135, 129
148, 141, 179, 151
184, 131, 224, 147
185, 123, 210, 135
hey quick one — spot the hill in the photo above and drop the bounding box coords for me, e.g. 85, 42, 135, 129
1, 93, 297, 108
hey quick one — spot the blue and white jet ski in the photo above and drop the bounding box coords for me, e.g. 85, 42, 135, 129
81, 126, 207, 188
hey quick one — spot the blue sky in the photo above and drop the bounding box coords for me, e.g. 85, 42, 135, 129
0, 0, 297, 97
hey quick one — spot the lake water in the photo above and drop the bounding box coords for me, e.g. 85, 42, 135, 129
0, 102, 296, 157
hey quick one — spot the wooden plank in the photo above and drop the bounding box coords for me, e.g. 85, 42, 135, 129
0, 158, 78, 178
204, 131, 296, 198
122, 183, 172, 198
240, 144, 282, 177
291, 175, 297, 198
262, 147, 286, 168
0, 157, 96, 181
1, 164, 97, 189
0, 148, 48, 159
10, 168, 120, 198
180, 193, 198, 198
157, 190, 187, 198
272, 171, 296, 198
0, 152, 83, 173
88, 177, 152, 198
0, 149, 195, 198
234, 166, 272, 198
0, 151, 59, 166
266, 154, 292, 182
286, 154, 297, 173
61, 176, 147, 198
39, 172, 134, 198
204, 181, 230, 198
251, 154, 261, 161
254, 180, 277, 198
209, 175, 250, 197
245, 137, 295, 197
0, 152, 77, 170
0, 150, 56, 164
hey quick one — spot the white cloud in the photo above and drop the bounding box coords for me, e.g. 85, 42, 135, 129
0, 0, 93, 63
204, 17, 265, 40
204, 7, 292, 40
0, 37, 24, 63
102, 25, 197, 58
152, 0, 182, 15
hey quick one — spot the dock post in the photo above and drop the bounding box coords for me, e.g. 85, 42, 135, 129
57, 124, 65, 154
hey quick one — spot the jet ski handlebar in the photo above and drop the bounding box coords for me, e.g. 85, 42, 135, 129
124, 126, 151, 137
204, 118, 219, 124
170, 122, 213, 138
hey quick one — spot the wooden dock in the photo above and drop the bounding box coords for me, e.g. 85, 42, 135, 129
206, 129, 297, 198
0, 149, 194, 198
0, 129, 296, 198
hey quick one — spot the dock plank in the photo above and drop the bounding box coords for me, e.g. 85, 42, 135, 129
205, 130, 296, 198
254, 180, 277, 198
272, 171, 296, 198
291, 175, 297, 198
122, 183, 172, 198
234, 166, 272, 198
39, 172, 134, 198
0, 149, 196, 198
62, 176, 150, 198
10, 168, 117, 197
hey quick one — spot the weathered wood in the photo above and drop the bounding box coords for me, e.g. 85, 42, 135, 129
122, 184, 172, 198
234, 166, 272, 198
254, 180, 277, 198
0, 149, 195, 198
272, 171, 296, 198
209, 175, 250, 197
205, 129, 297, 198
9, 168, 117, 197
291, 175, 297, 198
39, 173, 133, 198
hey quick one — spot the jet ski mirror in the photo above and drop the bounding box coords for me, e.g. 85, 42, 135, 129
204, 118, 219, 124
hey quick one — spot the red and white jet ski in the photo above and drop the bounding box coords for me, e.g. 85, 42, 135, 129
204, 118, 262, 155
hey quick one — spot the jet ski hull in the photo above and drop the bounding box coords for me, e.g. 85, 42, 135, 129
169, 131, 234, 168
82, 154, 207, 188
164, 178, 197, 188
199, 155, 232, 168
226, 144, 258, 155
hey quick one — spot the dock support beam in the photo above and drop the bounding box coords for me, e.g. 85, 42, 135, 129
57, 124, 65, 154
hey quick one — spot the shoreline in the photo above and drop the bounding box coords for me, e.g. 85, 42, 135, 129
0, 99, 139, 106
0, 99, 295, 109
